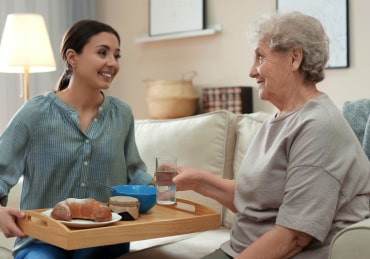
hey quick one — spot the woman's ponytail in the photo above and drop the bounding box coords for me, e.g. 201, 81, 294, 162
56, 65, 72, 91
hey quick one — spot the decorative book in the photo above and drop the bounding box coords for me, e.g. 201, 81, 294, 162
202, 86, 253, 114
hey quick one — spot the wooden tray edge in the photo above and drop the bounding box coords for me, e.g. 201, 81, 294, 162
18, 198, 221, 250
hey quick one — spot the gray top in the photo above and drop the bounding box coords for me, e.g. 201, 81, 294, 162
0, 92, 152, 252
222, 94, 370, 258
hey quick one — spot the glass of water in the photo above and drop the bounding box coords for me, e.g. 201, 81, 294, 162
155, 156, 177, 205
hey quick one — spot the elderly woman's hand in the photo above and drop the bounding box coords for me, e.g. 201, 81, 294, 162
172, 166, 201, 192
0, 206, 26, 238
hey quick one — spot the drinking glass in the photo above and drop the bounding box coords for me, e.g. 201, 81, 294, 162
155, 156, 177, 205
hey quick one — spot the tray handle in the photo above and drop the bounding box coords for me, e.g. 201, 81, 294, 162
18, 210, 71, 235
171, 198, 219, 215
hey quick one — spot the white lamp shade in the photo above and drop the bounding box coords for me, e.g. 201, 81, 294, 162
0, 13, 56, 73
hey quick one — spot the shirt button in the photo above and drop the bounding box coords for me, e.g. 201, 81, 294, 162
81, 182, 86, 187
99, 107, 103, 112
84, 161, 89, 166
85, 139, 90, 144
94, 118, 98, 122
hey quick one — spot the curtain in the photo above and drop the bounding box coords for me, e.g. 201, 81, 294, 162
0, 0, 96, 131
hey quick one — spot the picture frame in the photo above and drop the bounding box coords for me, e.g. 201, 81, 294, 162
149, 0, 205, 36
276, 0, 349, 68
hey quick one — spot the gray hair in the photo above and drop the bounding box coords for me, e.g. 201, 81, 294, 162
250, 12, 329, 83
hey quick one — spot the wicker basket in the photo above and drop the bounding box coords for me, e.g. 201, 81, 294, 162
145, 79, 197, 99
144, 72, 198, 119
146, 97, 198, 119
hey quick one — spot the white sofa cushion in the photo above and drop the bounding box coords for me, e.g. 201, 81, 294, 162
135, 110, 237, 216
233, 112, 271, 176
223, 112, 270, 228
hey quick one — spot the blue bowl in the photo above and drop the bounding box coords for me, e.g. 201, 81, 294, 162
110, 185, 157, 213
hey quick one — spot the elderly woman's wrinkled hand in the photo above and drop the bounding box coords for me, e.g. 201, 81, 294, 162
172, 166, 201, 192
154, 169, 177, 186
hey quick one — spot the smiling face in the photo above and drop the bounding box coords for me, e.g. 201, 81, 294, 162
67, 32, 121, 91
249, 38, 298, 109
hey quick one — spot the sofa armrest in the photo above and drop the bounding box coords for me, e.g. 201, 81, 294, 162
329, 218, 370, 259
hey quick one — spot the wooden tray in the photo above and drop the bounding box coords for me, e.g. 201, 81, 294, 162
17, 198, 220, 250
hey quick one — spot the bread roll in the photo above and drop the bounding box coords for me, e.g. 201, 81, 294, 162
51, 198, 112, 222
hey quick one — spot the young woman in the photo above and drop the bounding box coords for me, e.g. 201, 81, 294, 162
0, 20, 152, 259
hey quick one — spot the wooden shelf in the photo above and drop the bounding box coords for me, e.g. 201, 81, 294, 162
135, 24, 222, 43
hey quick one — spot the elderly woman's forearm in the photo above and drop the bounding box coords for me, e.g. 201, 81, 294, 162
235, 225, 313, 259
195, 174, 237, 212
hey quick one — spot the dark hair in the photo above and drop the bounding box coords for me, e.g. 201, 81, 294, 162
56, 20, 121, 91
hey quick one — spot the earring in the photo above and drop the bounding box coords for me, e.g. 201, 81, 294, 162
65, 63, 72, 74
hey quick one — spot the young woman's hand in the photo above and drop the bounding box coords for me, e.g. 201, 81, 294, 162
0, 206, 26, 238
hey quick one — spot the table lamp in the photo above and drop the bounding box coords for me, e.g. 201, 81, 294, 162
0, 13, 56, 101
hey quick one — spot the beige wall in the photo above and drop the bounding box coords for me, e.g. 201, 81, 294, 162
96, 0, 370, 119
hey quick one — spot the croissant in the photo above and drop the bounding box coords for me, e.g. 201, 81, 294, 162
51, 198, 112, 222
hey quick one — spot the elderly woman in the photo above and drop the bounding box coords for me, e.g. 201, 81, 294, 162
173, 12, 370, 259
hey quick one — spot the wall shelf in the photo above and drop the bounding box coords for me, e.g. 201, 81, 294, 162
134, 24, 222, 43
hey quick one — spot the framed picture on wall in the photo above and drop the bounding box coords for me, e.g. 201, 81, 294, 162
276, 0, 349, 68
149, 0, 205, 36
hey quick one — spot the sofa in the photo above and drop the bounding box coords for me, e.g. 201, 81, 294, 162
121, 110, 270, 258
0, 109, 369, 259
0, 110, 268, 258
